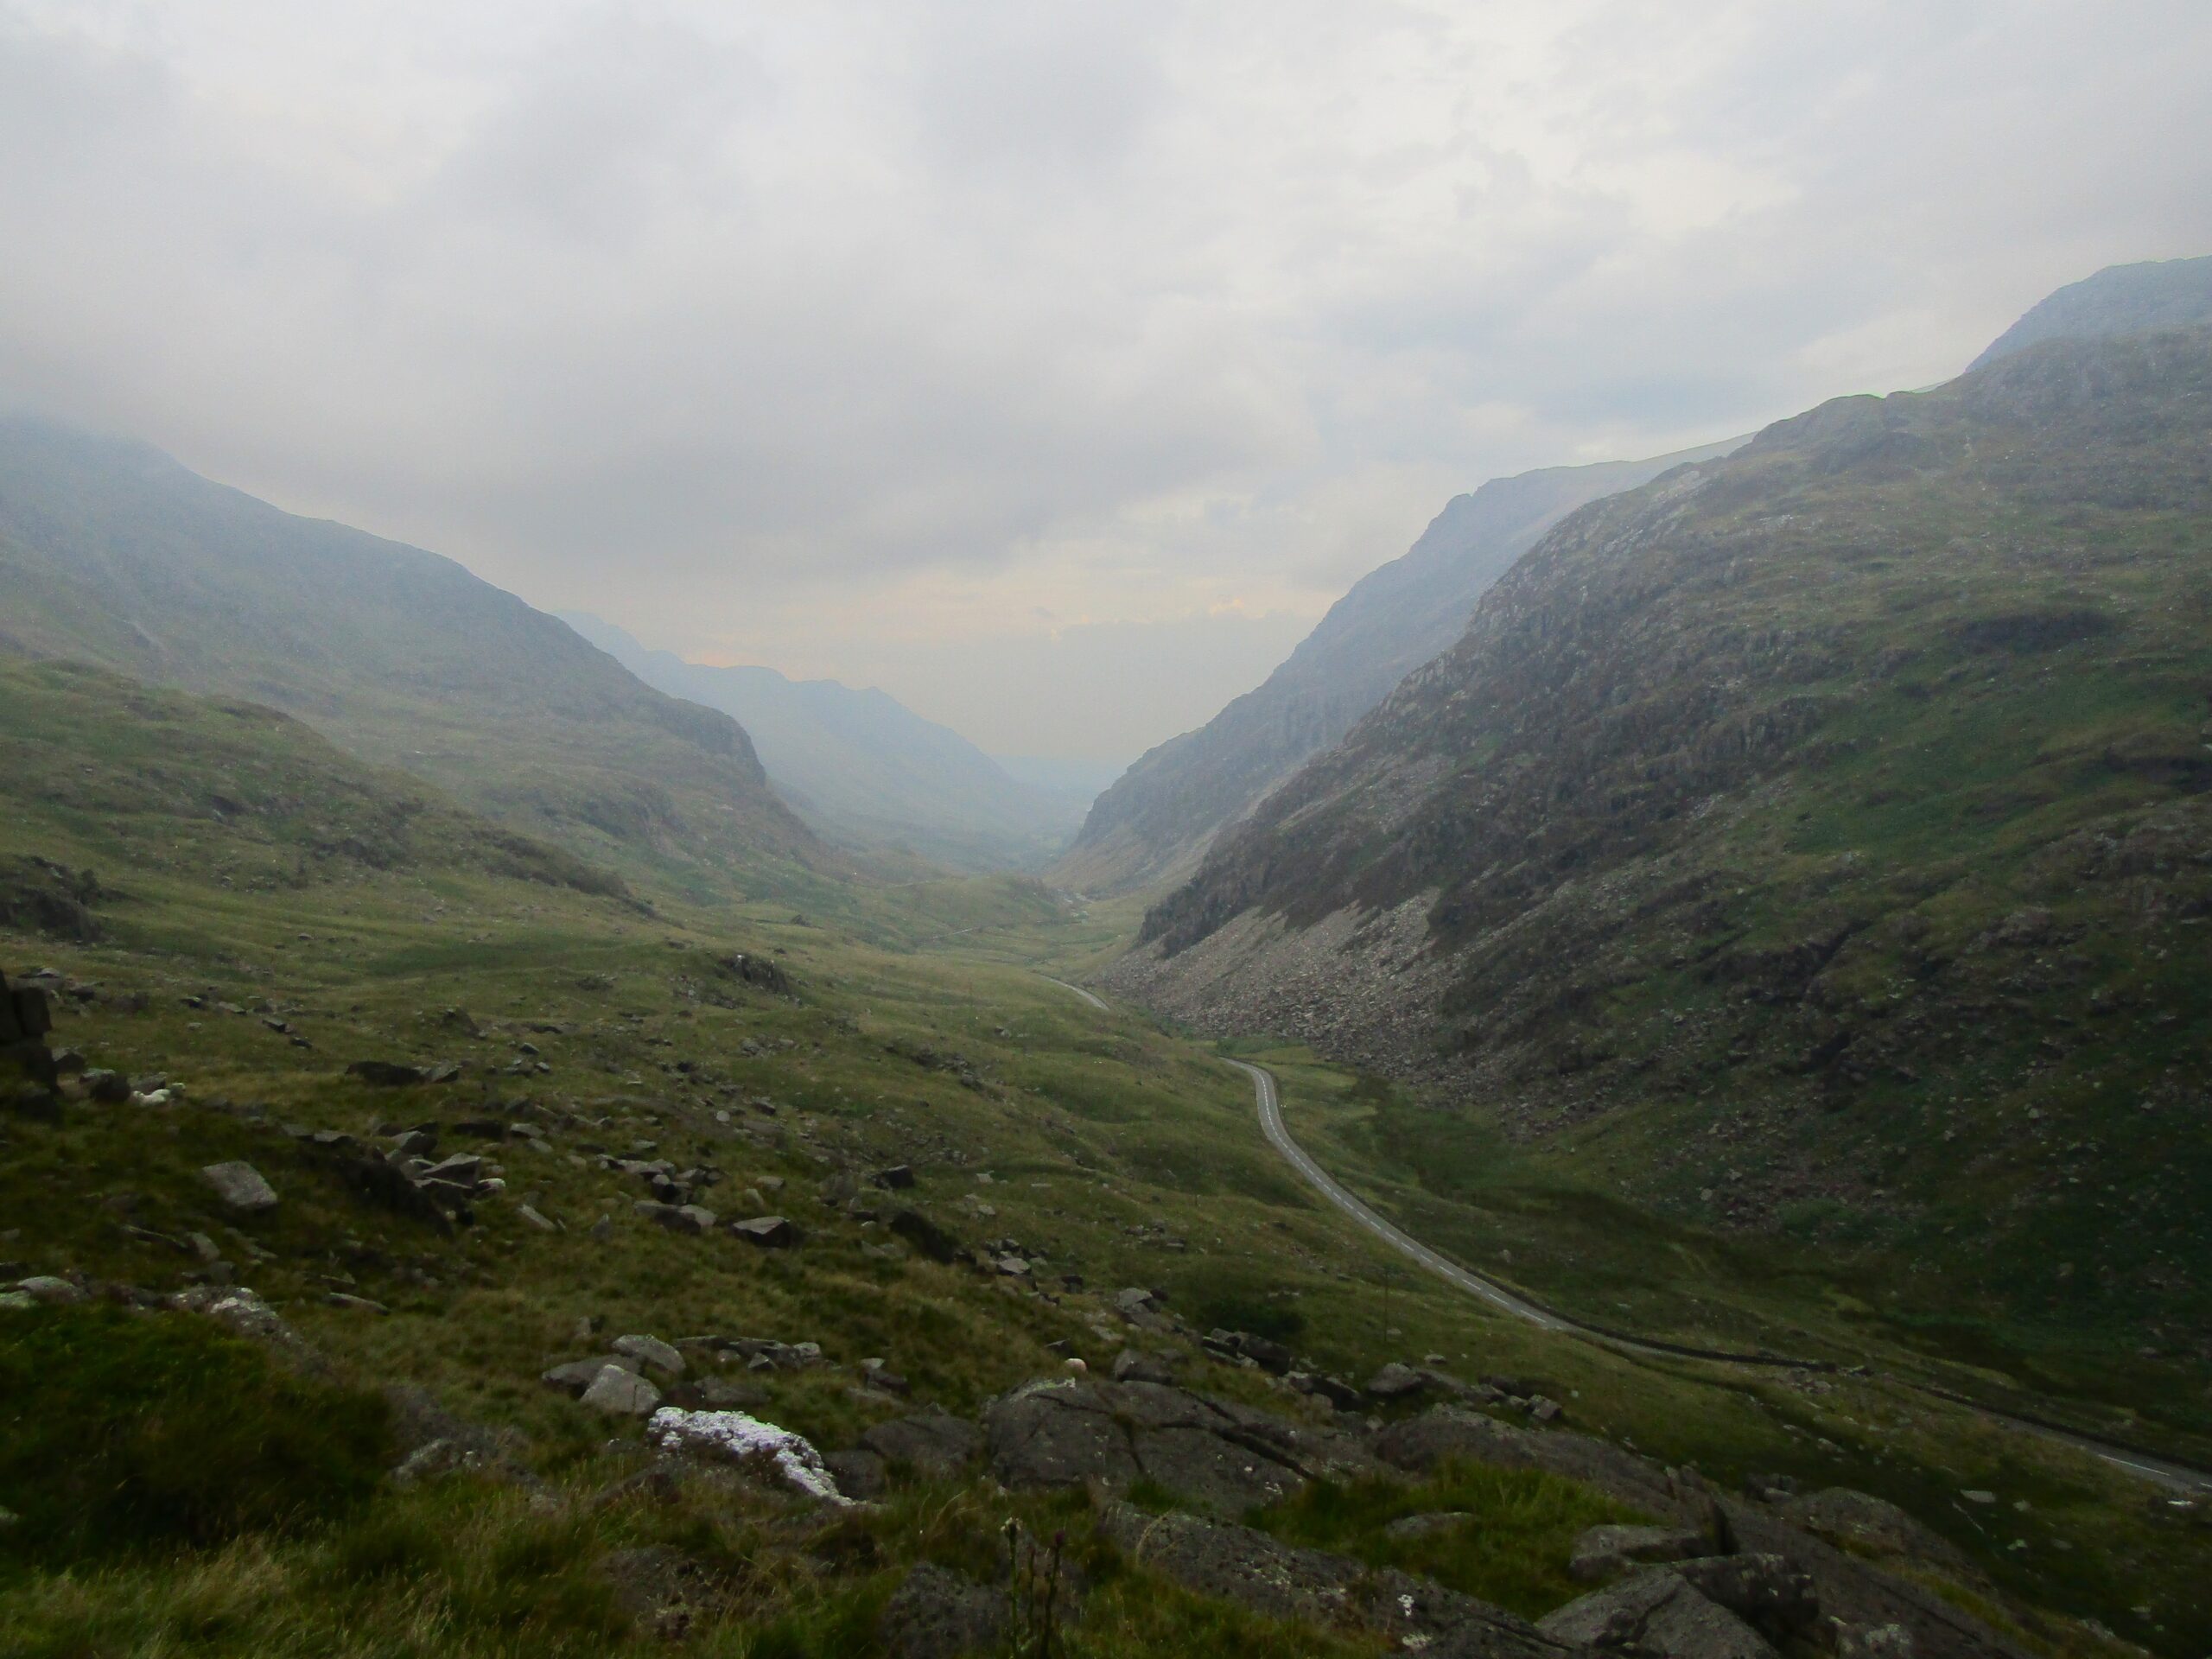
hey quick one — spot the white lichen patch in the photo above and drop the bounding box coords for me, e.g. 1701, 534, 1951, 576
647, 1407, 848, 1503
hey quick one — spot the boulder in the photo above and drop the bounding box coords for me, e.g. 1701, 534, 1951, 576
861, 1408, 984, 1478
15, 1275, 85, 1306
543, 1356, 644, 1395
1111, 1348, 1178, 1384
985, 1377, 1382, 1516
1376, 1407, 1696, 1524
1095, 1498, 1567, 1656
1366, 1362, 1428, 1401
873, 1165, 916, 1190
82, 1068, 130, 1103
580, 1364, 664, 1416
1572, 1524, 1716, 1582
1538, 1570, 1775, 1659
730, 1215, 800, 1248
878, 1563, 1003, 1659
1777, 1489, 1983, 1585
201, 1160, 278, 1213
613, 1334, 687, 1376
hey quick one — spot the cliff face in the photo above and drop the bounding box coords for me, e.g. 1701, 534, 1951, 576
1053, 440, 1742, 894
1110, 328, 2212, 1332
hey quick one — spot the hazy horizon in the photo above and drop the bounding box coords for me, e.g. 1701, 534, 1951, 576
3, 1, 2208, 762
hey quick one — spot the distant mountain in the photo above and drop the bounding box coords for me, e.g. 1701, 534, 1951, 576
1970, 253, 2212, 370
0, 419, 818, 884
559, 614, 1087, 872
1112, 321, 2212, 1355
1053, 438, 1745, 894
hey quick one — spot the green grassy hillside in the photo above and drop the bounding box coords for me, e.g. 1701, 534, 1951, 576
1122, 327, 2212, 1424
0, 418, 821, 891
1, 662, 2206, 1656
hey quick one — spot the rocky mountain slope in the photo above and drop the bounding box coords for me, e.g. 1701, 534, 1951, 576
1113, 324, 2212, 1359
561, 613, 1084, 871
1055, 440, 1743, 894
3, 639, 2196, 1654
0, 419, 819, 885
1970, 253, 2212, 371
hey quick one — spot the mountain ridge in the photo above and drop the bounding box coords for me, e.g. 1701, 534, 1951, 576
1054, 437, 1745, 895
1109, 323, 2212, 1363
0, 417, 821, 886
557, 613, 1086, 871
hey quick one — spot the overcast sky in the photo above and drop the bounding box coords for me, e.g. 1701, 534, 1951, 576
3, 2, 2208, 764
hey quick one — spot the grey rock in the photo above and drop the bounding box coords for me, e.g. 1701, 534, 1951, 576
1538, 1571, 1774, 1659
15, 1275, 85, 1306
1670, 1555, 1820, 1640
1365, 1362, 1428, 1400
580, 1363, 664, 1415
518, 1204, 558, 1231
1571, 1524, 1714, 1582
1836, 1625, 1916, 1659
543, 1355, 644, 1395
878, 1563, 1003, 1659
861, 1408, 984, 1478
985, 1377, 1382, 1516
613, 1333, 686, 1376
201, 1160, 278, 1212
1095, 1498, 1563, 1656
1777, 1489, 1983, 1585
873, 1165, 916, 1190
421, 1152, 484, 1189
83, 1068, 130, 1103
685, 1376, 768, 1411
823, 1447, 887, 1501
730, 1215, 799, 1248
1111, 1348, 1178, 1384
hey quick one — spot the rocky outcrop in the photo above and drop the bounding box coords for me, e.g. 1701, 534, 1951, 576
1095, 1498, 1573, 1658
985, 1377, 1382, 1516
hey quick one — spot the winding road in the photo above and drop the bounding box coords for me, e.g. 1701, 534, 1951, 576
1029, 975, 2211, 1495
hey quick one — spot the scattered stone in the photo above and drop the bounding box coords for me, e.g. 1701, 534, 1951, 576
201, 1160, 278, 1213
543, 1356, 644, 1396
82, 1069, 130, 1103
14, 1275, 84, 1306
873, 1165, 916, 1190
580, 1364, 664, 1416
518, 1204, 558, 1232
613, 1334, 686, 1377
1365, 1362, 1427, 1401
730, 1215, 800, 1248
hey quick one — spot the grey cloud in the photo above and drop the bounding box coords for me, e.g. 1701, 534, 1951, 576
0, 0, 2207, 757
